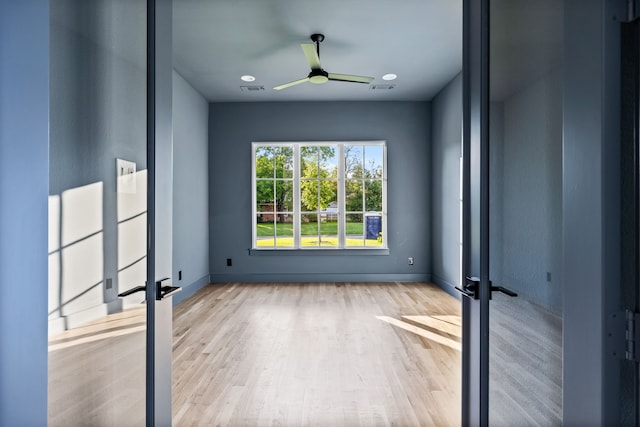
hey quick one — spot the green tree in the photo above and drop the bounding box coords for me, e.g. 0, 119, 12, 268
345, 178, 363, 212
300, 146, 337, 211
365, 180, 383, 211
344, 170, 382, 213
255, 147, 293, 222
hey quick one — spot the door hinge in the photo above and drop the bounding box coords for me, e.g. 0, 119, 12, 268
608, 310, 640, 362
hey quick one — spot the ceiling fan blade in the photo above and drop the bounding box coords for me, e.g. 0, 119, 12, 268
273, 77, 310, 90
328, 73, 374, 84
301, 43, 322, 70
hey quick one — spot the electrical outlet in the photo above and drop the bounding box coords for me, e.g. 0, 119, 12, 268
547, 272, 551, 282
227, 258, 233, 267
105, 278, 112, 289
408, 257, 414, 265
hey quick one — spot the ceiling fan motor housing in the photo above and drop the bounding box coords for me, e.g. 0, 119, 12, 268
308, 69, 329, 84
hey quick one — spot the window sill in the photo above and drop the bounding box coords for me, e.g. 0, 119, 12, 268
249, 248, 390, 256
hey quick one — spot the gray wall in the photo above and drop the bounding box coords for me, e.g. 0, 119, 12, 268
0, 1, 49, 424
431, 74, 463, 293
492, 70, 563, 312
208, 101, 431, 282
172, 70, 210, 303
49, 0, 147, 329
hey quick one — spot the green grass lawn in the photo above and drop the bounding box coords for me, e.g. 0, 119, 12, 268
256, 221, 365, 236
256, 221, 382, 247
256, 237, 382, 247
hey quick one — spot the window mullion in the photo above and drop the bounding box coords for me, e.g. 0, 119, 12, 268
272, 153, 276, 247
360, 146, 367, 246
382, 144, 387, 248
294, 144, 300, 249
316, 148, 321, 246
338, 144, 345, 248
252, 143, 257, 248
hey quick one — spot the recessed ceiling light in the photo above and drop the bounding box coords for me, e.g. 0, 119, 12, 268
382, 73, 397, 81
241, 75, 256, 82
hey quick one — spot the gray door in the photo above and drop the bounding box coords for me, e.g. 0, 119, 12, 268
487, 0, 564, 424
48, 0, 149, 424
48, 0, 175, 425
461, 0, 564, 424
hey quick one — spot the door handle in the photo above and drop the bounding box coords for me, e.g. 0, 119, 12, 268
117, 279, 183, 300
156, 277, 182, 300
455, 276, 481, 300
117, 284, 146, 298
454, 277, 518, 299
491, 285, 518, 297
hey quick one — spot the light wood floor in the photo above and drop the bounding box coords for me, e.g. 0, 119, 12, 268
48, 307, 146, 426
48, 282, 563, 426
489, 294, 562, 426
172, 282, 462, 426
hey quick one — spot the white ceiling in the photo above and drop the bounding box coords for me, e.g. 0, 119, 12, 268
172, 0, 463, 102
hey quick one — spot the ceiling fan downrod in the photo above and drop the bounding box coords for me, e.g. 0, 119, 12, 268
310, 33, 324, 57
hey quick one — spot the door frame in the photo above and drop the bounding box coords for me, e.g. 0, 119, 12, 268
146, 0, 175, 425
461, 0, 489, 424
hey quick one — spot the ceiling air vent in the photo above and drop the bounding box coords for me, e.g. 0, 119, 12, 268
240, 85, 265, 92
370, 84, 396, 91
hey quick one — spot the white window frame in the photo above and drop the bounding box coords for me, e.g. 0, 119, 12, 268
252, 141, 387, 250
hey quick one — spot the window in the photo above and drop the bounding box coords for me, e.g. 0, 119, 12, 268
252, 141, 387, 250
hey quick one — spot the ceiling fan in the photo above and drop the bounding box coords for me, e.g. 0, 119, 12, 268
273, 34, 374, 90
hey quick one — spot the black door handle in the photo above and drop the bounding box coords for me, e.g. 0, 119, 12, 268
454, 277, 518, 299
156, 277, 182, 300
117, 284, 146, 297
454, 285, 477, 299
117, 279, 183, 300
491, 285, 518, 297
455, 276, 480, 300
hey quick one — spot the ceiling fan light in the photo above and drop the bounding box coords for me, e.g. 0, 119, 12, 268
309, 75, 329, 84
382, 73, 397, 81
241, 75, 256, 82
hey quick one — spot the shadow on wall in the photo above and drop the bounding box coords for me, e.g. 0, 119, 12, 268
48, 170, 148, 336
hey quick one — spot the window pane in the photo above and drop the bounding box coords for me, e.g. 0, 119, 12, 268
320, 214, 338, 247
365, 214, 383, 246
274, 217, 293, 247
345, 145, 363, 179
300, 180, 319, 211
365, 180, 383, 211
345, 180, 363, 212
276, 181, 293, 212
301, 213, 319, 247
364, 145, 383, 179
256, 180, 274, 212
319, 146, 338, 179
320, 180, 338, 210
320, 235, 338, 246
275, 147, 293, 179
346, 213, 364, 246
255, 147, 274, 179
255, 214, 275, 247
300, 146, 318, 178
